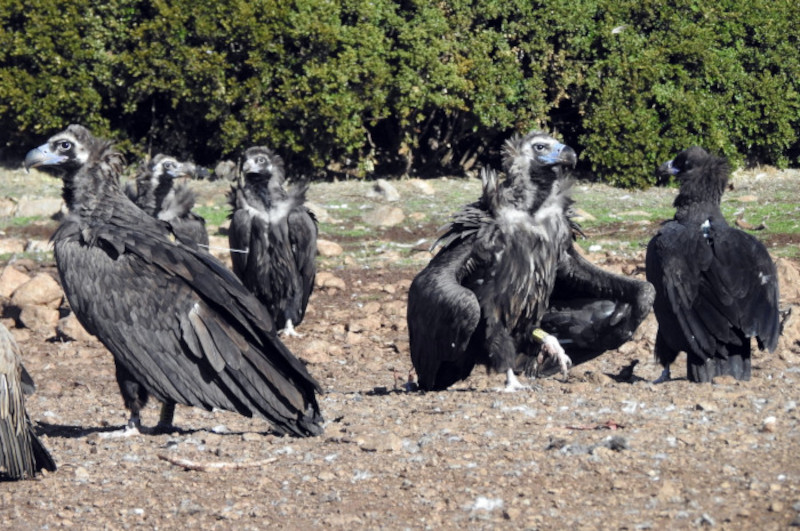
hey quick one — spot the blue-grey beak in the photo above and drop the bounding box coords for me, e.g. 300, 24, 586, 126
24, 144, 65, 172
659, 159, 679, 176
540, 143, 577, 168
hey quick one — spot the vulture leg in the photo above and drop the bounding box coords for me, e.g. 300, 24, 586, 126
501, 368, 529, 392
279, 319, 302, 338
155, 402, 177, 433
652, 332, 676, 384
100, 361, 148, 437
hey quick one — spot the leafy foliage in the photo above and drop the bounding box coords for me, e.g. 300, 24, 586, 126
1, 0, 799, 186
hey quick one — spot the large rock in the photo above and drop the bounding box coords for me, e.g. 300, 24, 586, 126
57, 313, 94, 342
367, 179, 400, 202
10, 273, 63, 308
776, 258, 800, 304
363, 205, 404, 227
16, 197, 64, 218
18, 305, 60, 333
0, 239, 26, 255
0, 266, 31, 298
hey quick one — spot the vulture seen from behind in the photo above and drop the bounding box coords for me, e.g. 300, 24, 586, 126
408, 131, 576, 391
540, 223, 655, 369
24, 125, 323, 437
228, 146, 318, 337
646, 147, 780, 382
124, 154, 209, 249
0, 322, 57, 480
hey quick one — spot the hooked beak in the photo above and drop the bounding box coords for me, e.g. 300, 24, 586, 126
24, 144, 66, 172
658, 159, 679, 176
540, 143, 577, 168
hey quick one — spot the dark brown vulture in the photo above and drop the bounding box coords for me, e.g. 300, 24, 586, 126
540, 213, 655, 370
0, 322, 57, 479
646, 146, 780, 382
124, 154, 209, 249
408, 131, 577, 391
408, 131, 655, 391
228, 146, 317, 337
24, 125, 323, 437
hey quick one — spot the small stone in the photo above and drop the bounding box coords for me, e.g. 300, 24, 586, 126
361, 433, 403, 452
362, 205, 404, 227
57, 313, 94, 342
315, 272, 346, 290
770, 501, 785, 512
761, 416, 777, 433
317, 239, 343, 257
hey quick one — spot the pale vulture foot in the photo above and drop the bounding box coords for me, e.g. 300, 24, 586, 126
497, 368, 530, 392
539, 334, 572, 381
99, 414, 142, 438
279, 320, 303, 338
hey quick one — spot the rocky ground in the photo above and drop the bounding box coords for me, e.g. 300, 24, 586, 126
1, 170, 799, 530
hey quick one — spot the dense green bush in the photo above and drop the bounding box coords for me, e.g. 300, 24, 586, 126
1, 0, 799, 186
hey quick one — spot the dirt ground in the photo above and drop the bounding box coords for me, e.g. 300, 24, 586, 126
0, 253, 798, 530
1, 167, 800, 530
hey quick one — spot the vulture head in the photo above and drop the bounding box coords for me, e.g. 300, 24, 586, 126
24, 124, 101, 175
660, 146, 729, 207
498, 131, 577, 211
241, 146, 285, 186
502, 130, 577, 182
138, 154, 196, 191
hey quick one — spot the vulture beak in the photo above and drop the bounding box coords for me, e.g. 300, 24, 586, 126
654, 158, 679, 185
24, 144, 65, 172
166, 161, 195, 179
541, 143, 577, 168
658, 159, 679, 176
241, 158, 256, 175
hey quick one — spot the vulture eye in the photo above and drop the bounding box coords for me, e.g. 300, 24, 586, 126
57, 141, 72, 152
163, 161, 175, 170
533, 143, 547, 152
256, 156, 266, 164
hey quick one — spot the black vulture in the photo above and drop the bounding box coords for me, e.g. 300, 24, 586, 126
408, 131, 577, 391
0, 322, 57, 479
124, 154, 210, 249
24, 125, 323, 437
646, 146, 780, 382
228, 146, 318, 337
540, 224, 655, 369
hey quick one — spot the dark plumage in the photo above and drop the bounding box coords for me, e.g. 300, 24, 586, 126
124, 154, 209, 249
646, 146, 780, 382
0, 323, 57, 479
228, 146, 318, 337
408, 131, 577, 391
541, 233, 655, 369
24, 125, 322, 437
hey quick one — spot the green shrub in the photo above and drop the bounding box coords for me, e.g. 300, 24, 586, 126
1, 0, 799, 186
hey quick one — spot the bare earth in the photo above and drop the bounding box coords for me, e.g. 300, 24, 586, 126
2, 173, 800, 530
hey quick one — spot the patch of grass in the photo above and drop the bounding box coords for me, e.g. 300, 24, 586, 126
193, 205, 229, 227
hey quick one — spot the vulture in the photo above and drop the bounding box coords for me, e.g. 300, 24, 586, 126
124, 154, 209, 249
540, 218, 655, 369
646, 146, 780, 382
408, 131, 577, 391
0, 322, 57, 479
228, 146, 317, 337
24, 125, 323, 437
408, 131, 656, 391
